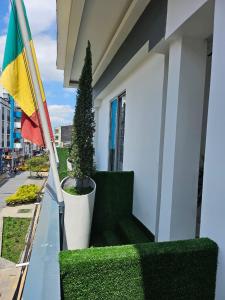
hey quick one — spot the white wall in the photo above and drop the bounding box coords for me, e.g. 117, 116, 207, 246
158, 37, 207, 241
95, 97, 110, 170
95, 52, 165, 234
200, 1, 225, 299
166, 0, 208, 38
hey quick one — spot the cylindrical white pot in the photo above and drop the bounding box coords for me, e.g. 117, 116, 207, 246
67, 159, 73, 171
61, 177, 96, 250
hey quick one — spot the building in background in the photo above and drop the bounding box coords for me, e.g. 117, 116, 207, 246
0, 84, 11, 171
9, 98, 35, 164
10, 97, 23, 153
54, 125, 72, 147
0, 80, 36, 170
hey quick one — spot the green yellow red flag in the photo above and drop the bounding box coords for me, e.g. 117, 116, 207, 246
0, 0, 53, 146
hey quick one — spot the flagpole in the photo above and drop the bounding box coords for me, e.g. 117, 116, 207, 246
15, 0, 64, 204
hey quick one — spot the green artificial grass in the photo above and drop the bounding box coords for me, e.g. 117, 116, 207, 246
60, 238, 218, 300
63, 186, 93, 195
118, 217, 154, 244
102, 230, 122, 246
91, 171, 134, 238
57, 147, 69, 181
90, 171, 154, 247
1, 217, 31, 263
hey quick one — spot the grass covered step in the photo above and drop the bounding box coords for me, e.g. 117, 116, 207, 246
102, 230, 122, 246
118, 217, 154, 244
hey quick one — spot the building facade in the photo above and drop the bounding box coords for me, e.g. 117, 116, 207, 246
0, 82, 34, 170
0, 84, 11, 170
10, 98, 23, 150
57, 1, 225, 298
10, 98, 34, 162
0, 85, 10, 149
54, 125, 72, 148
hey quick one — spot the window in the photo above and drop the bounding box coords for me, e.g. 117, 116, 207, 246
7, 110, 10, 122
117, 94, 126, 170
2, 107, 4, 121
108, 92, 126, 171
109, 99, 118, 171
3, 93, 9, 99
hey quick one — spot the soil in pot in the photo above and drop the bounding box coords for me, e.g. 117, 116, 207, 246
62, 177, 94, 196
63, 186, 93, 195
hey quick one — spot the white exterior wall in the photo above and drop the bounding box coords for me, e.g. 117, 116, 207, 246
95, 98, 110, 170
0, 84, 10, 149
96, 53, 165, 233
0, 101, 10, 149
166, 0, 208, 38
158, 37, 207, 241
200, 1, 225, 299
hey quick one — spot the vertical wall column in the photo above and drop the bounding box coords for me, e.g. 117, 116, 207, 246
155, 53, 169, 241
200, 1, 225, 299
158, 37, 206, 241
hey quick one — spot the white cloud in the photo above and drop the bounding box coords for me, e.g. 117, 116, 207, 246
24, 0, 56, 36
2, 0, 56, 36
0, 35, 6, 69
0, 1, 75, 129
64, 88, 76, 93
33, 34, 63, 82
24, 0, 60, 82
0, 0, 62, 82
0, 33, 63, 81
48, 104, 74, 128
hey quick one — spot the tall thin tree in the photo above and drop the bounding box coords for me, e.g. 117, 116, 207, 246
70, 41, 95, 187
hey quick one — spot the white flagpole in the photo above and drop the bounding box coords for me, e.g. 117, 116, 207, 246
15, 0, 64, 203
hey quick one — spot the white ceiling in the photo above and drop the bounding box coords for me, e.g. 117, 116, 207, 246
70, 0, 132, 82
56, 0, 151, 87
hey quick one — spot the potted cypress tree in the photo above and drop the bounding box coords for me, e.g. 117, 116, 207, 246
61, 41, 96, 250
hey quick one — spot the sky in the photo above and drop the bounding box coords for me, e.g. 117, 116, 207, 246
0, 0, 76, 129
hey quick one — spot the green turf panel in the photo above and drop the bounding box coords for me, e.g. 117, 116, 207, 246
118, 217, 153, 244
102, 230, 122, 246
91, 171, 134, 235
60, 238, 218, 300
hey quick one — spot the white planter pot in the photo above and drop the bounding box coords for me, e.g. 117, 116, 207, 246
61, 177, 96, 250
67, 159, 73, 171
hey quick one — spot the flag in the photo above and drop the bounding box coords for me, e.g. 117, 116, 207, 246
0, 0, 53, 146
